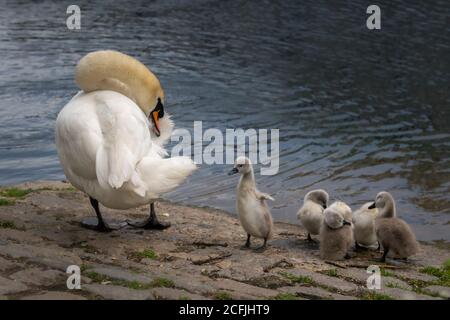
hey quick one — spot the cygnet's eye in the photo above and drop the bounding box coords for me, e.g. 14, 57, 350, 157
238, 164, 243, 168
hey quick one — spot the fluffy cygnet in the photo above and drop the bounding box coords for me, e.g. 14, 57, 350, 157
353, 202, 379, 249
228, 156, 274, 251
320, 201, 353, 260
297, 189, 329, 241
370, 192, 419, 262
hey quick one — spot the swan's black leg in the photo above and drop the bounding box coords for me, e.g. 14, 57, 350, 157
127, 203, 170, 230
81, 197, 114, 232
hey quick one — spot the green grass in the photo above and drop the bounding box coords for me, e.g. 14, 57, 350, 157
0, 188, 32, 198
150, 277, 175, 288
385, 282, 407, 290
179, 296, 191, 300
279, 272, 314, 285
86, 271, 174, 290
323, 269, 338, 277
419, 262, 450, 287
0, 199, 15, 206
214, 291, 233, 300
130, 248, 158, 260
380, 268, 395, 277
273, 293, 299, 300
362, 292, 394, 300
0, 220, 17, 229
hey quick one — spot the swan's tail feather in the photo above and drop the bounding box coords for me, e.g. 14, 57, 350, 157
134, 156, 197, 198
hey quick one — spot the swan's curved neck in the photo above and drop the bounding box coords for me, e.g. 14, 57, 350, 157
75, 50, 163, 116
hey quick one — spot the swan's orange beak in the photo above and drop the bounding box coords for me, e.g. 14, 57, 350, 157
151, 110, 161, 137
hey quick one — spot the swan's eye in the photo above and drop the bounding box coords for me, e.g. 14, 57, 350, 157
155, 98, 164, 118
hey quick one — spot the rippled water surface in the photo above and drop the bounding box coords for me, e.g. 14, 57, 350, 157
0, 0, 449, 242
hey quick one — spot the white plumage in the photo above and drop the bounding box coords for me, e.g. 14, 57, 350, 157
56, 90, 195, 209
55, 51, 196, 231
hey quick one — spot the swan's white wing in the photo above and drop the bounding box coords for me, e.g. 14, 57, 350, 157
94, 95, 152, 190
135, 155, 197, 198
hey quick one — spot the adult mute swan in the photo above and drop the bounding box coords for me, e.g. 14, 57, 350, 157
55, 50, 197, 232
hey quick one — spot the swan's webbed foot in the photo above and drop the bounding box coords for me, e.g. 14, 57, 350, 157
82, 197, 126, 232
80, 217, 125, 232
127, 203, 171, 230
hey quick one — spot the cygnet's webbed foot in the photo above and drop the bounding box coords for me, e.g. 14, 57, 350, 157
127, 203, 171, 230
254, 238, 268, 253
240, 234, 251, 250
80, 217, 126, 233
344, 252, 352, 260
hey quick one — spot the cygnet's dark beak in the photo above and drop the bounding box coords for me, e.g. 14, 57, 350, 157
322, 203, 327, 209
228, 168, 238, 175
343, 220, 352, 226
368, 202, 376, 209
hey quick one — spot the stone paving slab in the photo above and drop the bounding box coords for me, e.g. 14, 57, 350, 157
0, 181, 449, 300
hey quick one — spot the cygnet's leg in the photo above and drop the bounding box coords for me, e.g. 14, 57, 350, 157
81, 197, 124, 232
376, 241, 381, 251
344, 252, 352, 259
307, 233, 313, 242
127, 203, 171, 230
254, 238, 268, 252
355, 241, 364, 251
241, 234, 251, 250
379, 247, 389, 262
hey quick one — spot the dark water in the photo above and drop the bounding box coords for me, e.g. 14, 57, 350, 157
0, 0, 449, 242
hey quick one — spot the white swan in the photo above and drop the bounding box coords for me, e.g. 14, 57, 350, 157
55, 50, 197, 232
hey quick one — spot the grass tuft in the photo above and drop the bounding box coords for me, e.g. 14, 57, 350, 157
279, 272, 314, 285
214, 291, 233, 300
0, 188, 32, 198
129, 248, 158, 261
323, 269, 338, 277
419, 263, 450, 287
150, 277, 175, 288
0, 199, 15, 206
0, 220, 17, 229
363, 292, 394, 300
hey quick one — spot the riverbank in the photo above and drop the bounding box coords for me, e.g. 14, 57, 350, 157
0, 181, 449, 300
